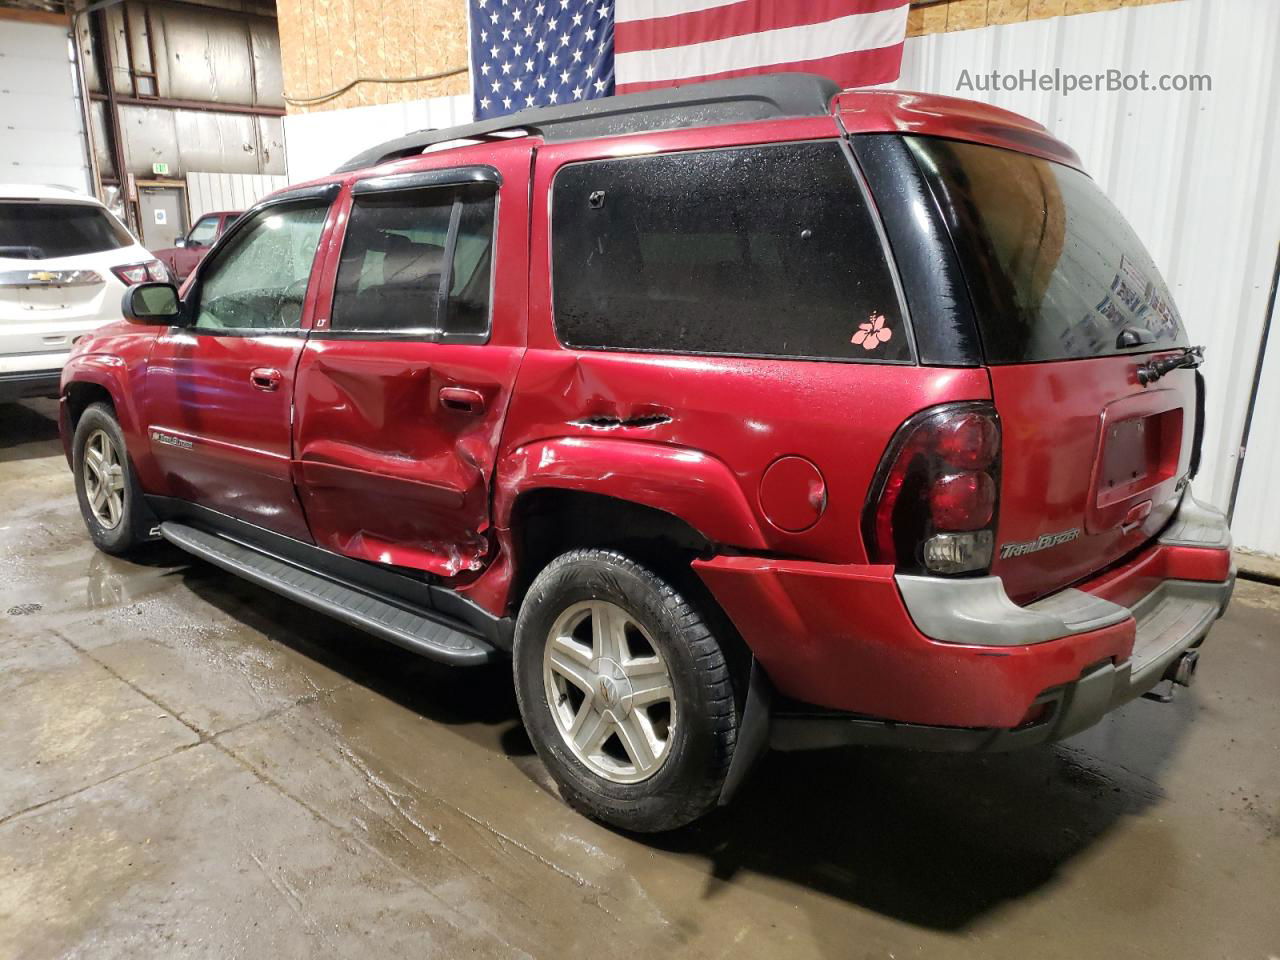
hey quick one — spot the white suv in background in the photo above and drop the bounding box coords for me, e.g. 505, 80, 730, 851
0, 185, 165, 402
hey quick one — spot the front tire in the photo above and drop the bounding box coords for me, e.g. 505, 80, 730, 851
514, 549, 739, 832
72, 402, 150, 556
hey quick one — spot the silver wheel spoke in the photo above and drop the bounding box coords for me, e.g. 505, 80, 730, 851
615, 712, 657, 773
626, 660, 673, 707
548, 635, 595, 694
571, 704, 610, 753
590, 601, 626, 663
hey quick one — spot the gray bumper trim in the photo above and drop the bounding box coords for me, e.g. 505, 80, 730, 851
898, 483, 1232, 647
1158, 490, 1232, 550
896, 575, 1130, 646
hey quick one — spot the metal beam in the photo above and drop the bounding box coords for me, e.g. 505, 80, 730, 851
89, 91, 285, 117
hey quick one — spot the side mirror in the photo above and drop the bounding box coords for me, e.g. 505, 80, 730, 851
122, 282, 181, 325
174, 237, 187, 248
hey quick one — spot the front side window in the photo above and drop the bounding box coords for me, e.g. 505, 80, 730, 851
193, 202, 328, 332
186, 216, 220, 247
0, 201, 133, 260
550, 140, 909, 362
330, 182, 496, 338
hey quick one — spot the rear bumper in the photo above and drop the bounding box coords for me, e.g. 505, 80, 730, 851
0, 368, 63, 401
694, 487, 1234, 746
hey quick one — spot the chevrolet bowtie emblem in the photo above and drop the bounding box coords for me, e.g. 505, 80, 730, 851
28, 271, 58, 283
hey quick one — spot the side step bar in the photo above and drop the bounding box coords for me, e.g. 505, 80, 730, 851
159, 522, 496, 666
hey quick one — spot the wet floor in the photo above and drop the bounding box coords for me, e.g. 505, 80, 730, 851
1, 398, 1277, 960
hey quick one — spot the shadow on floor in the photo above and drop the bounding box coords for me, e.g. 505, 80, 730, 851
0, 399, 63, 462
162, 549, 1192, 932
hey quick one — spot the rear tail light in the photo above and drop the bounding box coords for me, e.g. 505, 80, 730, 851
111, 260, 168, 285
863, 402, 1001, 575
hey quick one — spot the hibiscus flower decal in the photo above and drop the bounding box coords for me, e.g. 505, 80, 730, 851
852, 313, 893, 351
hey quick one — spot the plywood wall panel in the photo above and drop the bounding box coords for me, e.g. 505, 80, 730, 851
904, 0, 1177, 37
281, 0, 471, 112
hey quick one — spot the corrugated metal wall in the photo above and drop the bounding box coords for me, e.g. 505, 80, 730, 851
186, 171, 287, 221
894, 0, 1280, 553
0, 21, 91, 193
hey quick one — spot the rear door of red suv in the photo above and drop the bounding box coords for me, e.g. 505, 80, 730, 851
901, 136, 1198, 604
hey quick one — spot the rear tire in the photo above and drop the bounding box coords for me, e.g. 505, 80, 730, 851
514, 548, 739, 832
72, 402, 151, 556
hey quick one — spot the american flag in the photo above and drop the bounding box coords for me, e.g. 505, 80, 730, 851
468, 0, 910, 121
469, 0, 616, 120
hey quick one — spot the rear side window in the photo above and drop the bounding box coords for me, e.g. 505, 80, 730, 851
551, 141, 909, 362
0, 201, 132, 260
906, 137, 1188, 363
330, 183, 496, 339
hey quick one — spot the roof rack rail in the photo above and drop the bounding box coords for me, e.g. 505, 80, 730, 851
333, 72, 841, 174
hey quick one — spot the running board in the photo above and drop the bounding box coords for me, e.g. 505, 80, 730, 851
159, 522, 496, 666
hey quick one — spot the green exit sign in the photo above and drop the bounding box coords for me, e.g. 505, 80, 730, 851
152, 162, 169, 176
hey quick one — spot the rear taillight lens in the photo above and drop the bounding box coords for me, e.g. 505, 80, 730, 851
111, 259, 168, 285
863, 402, 1001, 575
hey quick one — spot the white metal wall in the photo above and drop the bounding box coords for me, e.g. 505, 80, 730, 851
186, 171, 288, 221
894, 0, 1280, 554
282, 95, 473, 184
0, 20, 91, 193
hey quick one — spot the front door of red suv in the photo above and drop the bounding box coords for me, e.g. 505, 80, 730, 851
292, 151, 529, 577
143, 190, 337, 541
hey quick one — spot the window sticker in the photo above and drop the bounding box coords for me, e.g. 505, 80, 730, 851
852, 313, 893, 351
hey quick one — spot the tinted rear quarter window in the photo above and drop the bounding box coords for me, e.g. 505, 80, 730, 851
0, 202, 132, 260
551, 140, 909, 362
906, 136, 1188, 363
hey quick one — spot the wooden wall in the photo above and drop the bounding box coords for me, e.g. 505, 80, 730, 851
275, 0, 1186, 112
276, 0, 470, 113
908, 0, 1179, 36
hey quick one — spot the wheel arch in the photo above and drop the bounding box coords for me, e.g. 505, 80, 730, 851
61, 358, 151, 485
495, 436, 766, 550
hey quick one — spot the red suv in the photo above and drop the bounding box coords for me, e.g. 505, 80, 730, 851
60, 75, 1234, 832
149, 210, 241, 284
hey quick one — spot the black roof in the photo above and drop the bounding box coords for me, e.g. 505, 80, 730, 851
334, 73, 842, 174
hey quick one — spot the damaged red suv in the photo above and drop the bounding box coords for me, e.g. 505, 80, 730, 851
60, 74, 1234, 831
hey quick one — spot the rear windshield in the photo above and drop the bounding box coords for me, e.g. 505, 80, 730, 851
907, 137, 1187, 363
551, 140, 910, 363
0, 201, 133, 260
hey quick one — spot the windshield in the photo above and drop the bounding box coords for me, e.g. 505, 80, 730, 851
907, 137, 1188, 363
0, 201, 134, 260
187, 216, 220, 246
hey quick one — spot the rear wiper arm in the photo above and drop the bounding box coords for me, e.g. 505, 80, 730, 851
1137, 345, 1204, 386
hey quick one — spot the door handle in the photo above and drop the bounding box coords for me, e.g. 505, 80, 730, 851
439, 386, 486, 414
250, 367, 282, 391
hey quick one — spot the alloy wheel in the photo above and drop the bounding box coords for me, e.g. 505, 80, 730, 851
543, 599, 677, 784
83, 428, 125, 530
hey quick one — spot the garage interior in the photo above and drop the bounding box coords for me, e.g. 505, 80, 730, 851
3, 0, 1280, 956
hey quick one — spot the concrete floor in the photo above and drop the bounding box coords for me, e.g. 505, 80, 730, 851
1, 397, 1278, 960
